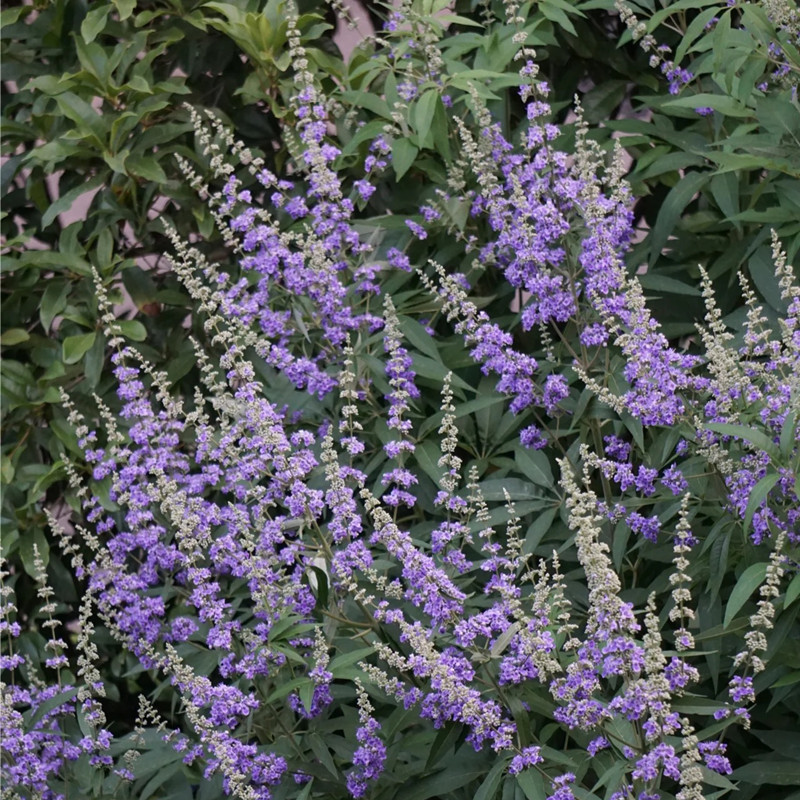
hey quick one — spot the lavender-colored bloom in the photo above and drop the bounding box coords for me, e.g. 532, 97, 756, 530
587, 736, 609, 756
698, 741, 732, 775
386, 247, 411, 271
603, 435, 631, 462
580, 323, 609, 347
543, 374, 570, 414
397, 81, 418, 101
520, 424, 548, 449
632, 742, 681, 781
405, 219, 427, 239
508, 745, 543, 774
627, 511, 660, 542
347, 717, 386, 797
660, 464, 688, 494
547, 772, 576, 800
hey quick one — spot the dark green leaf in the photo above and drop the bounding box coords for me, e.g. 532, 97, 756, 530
515, 769, 547, 800
328, 647, 375, 678
785, 573, 800, 608
743, 472, 781, 535
515, 447, 554, 489
41, 173, 106, 228
733, 761, 800, 786
649, 171, 709, 267
706, 422, 781, 460
25, 686, 81, 728
638, 273, 702, 296
40, 280, 70, 332
473, 758, 507, 800
724, 562, 768, 629
19, 528, 49, 578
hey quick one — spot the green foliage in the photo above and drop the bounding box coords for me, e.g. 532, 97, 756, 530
1, 0, 339, 583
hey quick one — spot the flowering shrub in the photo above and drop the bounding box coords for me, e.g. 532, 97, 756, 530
2, 2, 799, 800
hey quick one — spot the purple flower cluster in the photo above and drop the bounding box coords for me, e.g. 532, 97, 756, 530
347, 716, 386, 798
0, 683, 83, 797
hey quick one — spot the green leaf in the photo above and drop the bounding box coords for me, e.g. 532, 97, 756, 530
663, 93, 753, 118
117, 319, 147, 342
392, 138, 418, 181
126, 155, 168, 184
398, 315, 442, 362
54, 93, 105, 144
771, 670, 800, 689
340, 90, 393, 121
751, 730, 800, 761
1, 454, 15, 484
649, 171, 709, 267
733, 761, 800, 786
401, 759, 489, 800
81, 5, 111, 44
743, 472, 781, 535
307, 733, 338, 778
84, 331, 106, 388
706, 422, 781, 460
515, 769, 547, 800
25, 686, 81, 728
710, 171, 741, 228
113, 0, 136, 21
415, 439, 446, 485
299, 678, 315, 714
412, 90, 439, 148
437, 13, 485, 28
515, 447, 554, 489
328, 646, 375, 678
96, 228, 114, 271
28, 461, 67, 504
1, 328, 30, 345
1, 5, 33, 25
41, 173, 107, 228
479, 478, 543, 502
523, 507, 559, 555
638, 273, 702, 297
490, 623, 522, 661
750, 245, 787, 312
410, 354, 471, 391
473, 758, 507, 800
19, 529, 49, 578
724, 562, 768, 629
62, 332, 97, 364
675, 6, 726, 62
40, 280, 70, 332
785, 573, 800, 608
132, 743, 184, 781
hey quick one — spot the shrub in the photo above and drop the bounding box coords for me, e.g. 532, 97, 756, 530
1, 0, 339, 592
2, 2, 799, 800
